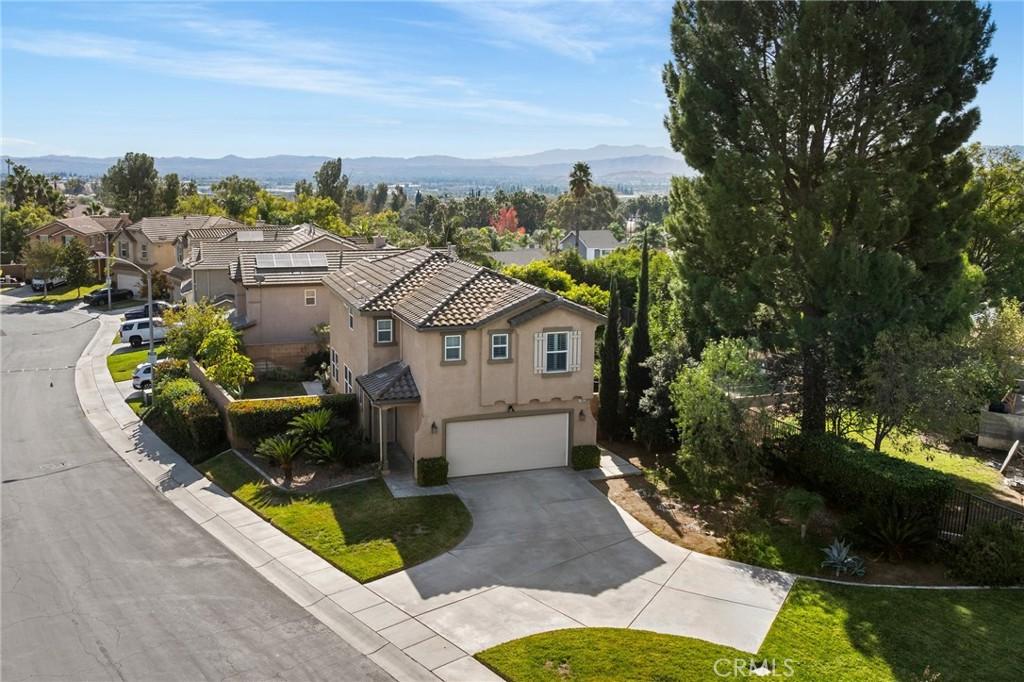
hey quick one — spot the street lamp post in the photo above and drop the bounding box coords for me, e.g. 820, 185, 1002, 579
90, 255, 157, 367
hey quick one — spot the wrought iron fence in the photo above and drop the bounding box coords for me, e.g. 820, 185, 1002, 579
938, 488, 1024, 542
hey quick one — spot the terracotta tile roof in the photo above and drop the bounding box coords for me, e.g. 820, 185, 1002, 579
324, 248, 604, 330
32, 215, 125, 237
356, 361, 420, 404
130, 216, 246, 243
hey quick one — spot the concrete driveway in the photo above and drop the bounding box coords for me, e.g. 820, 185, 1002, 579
368, 467, 795, 655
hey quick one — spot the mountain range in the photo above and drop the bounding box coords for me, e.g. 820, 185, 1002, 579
6, 145, 694, 191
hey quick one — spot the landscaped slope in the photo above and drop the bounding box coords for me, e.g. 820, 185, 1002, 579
202, 451, 472, 582
477, 581, 1023, 681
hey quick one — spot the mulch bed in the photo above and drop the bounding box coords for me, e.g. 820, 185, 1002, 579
234, 448, 377, 493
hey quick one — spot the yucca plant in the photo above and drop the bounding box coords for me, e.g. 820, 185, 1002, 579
782, 488, 825, 541
255, 434, 302, 485
287, 408, 333, 443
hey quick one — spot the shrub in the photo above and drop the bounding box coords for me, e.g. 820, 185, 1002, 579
256, 434, 302, 484
152, 377, 224, 461
304, 349, 330, 370
765, 433, 954, 533
571, 445, 601, 470
154, 377, 201, 416
417, 457, 449, 486
948, 520, 1024, 586
854, 500, 937, 561
724, 530, 784, 570
177, 393, 225, 455
821, 539, 866, 577
153, 358, 188, 387
288, 408, 333, 443
782, 488, 825, 542
228, 393, 358, 442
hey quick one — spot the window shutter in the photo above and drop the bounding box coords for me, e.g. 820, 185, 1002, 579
534, 332, 545, 374
569, 330, 581, 371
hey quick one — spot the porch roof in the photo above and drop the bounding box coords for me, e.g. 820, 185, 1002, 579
355, 361, 420, 405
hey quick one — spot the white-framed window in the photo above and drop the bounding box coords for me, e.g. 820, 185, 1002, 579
491, 332, 509, 360
330, 348, 339, 381
38, 234, 50, 242
119, 241, 129, 258
443, 334, 462, 362
376, 318, 393, 344
534, 330, 581, 374
63, 235, 74, 246
348, 306, 355, 330
140, 243, 148, 259
343, 365, 353, 393
304, 289, 316, 306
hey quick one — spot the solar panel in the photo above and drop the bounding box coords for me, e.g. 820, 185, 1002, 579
254, 252, 330, 269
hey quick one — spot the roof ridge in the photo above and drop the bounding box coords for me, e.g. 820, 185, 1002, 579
419, 262, 487, 327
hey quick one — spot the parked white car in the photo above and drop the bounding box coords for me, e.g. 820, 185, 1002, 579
131, 359, 170, 390
120, 318, 167, 348
30, 274, 68, 292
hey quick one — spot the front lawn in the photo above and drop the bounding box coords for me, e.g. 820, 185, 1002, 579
478, 581, 1024, 681
241, 380, 308, 399
202, 451, 472, 582
23, 282, 103, 304
107, 346, 168, 381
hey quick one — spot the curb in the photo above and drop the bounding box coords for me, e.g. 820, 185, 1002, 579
73, 316, 500, 682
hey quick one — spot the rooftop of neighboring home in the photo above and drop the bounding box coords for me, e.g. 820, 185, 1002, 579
28, 214, 129, 237
125, 215, 247, 243
487, 248, 549, 267
231, 248, 402, 287
560, 229, 623, 249
188, 223, 388, 271
323, 247, 604, 331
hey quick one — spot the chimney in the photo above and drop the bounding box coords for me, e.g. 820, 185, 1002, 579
373, 234, 387, 249
447, 243, 458, 259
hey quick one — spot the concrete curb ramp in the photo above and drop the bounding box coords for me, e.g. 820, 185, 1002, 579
76, 316, 499, 682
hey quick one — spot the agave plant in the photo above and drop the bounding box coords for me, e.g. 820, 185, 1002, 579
821, 538, 866, 577
782, 488, 825, 541
288, 408, 333, 444
255, 434, 302, 485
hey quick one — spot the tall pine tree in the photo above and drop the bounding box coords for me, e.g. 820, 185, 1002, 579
598, 276, 623, 439
625, 231, 653, 423
663, 1, 994, 433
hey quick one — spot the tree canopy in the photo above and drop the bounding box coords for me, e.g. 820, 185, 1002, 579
99, 152, 160, 220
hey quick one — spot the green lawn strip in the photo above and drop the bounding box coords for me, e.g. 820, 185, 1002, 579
23, 282, 103, 304
106, 346, 167, 381
242, 380, 309, 399
201, 451, 472, 582
125, 396, 151, 418
478, 581, 1023, 681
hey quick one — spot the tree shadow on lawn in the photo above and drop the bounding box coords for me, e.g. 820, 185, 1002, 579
761, 581, 1023, 680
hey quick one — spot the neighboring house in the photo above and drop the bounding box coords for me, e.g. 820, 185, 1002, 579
487, 248, 549, 267
322, 248, 605, 480
559, 229, 623, 260
26, 214, 130, 278
109, 215, 246, 294
230, 247, 399, 371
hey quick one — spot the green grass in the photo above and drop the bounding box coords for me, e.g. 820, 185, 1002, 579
106, 346, 167, 381
478, 581, 1024, 681
23, 282, 103, 303
202, 451, 473, 582
125, 396, 151, 417
241, 380, 308, 399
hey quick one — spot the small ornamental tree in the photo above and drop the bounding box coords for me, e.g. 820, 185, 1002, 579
58, 239, 92, 297
198, 327, 254, 396
164, 301, 234, 359
598, 277, 623, 439
624, 230, 652, 423
24, 240, 62, 295
491, 206, 524, 236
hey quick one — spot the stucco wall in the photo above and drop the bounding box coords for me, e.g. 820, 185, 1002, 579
192, 269, 235, 302
243, 284, 329, 346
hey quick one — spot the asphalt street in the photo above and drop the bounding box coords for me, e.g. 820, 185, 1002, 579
1, 297, 390, 681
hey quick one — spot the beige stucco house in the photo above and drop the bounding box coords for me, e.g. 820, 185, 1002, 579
322, 248, 605, 480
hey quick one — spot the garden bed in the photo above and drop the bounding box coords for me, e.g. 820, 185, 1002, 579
241, 380, 310, 399
233, 447, 376, 492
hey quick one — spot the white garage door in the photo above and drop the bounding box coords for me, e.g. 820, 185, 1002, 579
118, 273, 142, 294
445, 412, 569, 478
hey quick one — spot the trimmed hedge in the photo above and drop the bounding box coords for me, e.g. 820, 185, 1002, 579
571, 444, 602, 470
153, 358, 188, 388
417, 457, 449, 486
765, 433, 954, 525
228, 393, 358, 442
153, 377, 225, 462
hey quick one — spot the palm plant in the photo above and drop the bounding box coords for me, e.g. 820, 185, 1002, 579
287, 408, 333, 444
255, 434, 302, 485
306, 437, 339, 466
84, 200, 105, 215
567, 162, 592, 249
782, 488, 825, 541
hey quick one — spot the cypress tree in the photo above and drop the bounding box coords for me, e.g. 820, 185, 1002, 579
598, 276, 622, 439
625, 230, 653, 423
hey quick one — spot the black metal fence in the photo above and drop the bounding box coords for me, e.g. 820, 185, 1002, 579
938, 488, 1024, 542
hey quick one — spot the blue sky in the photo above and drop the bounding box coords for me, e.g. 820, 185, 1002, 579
2, 1, 1022, 159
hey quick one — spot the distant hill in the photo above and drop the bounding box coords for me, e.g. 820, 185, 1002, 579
6, 145, 694, 191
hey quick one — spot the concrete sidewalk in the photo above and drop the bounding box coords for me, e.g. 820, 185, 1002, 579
76, 315, 497, 682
